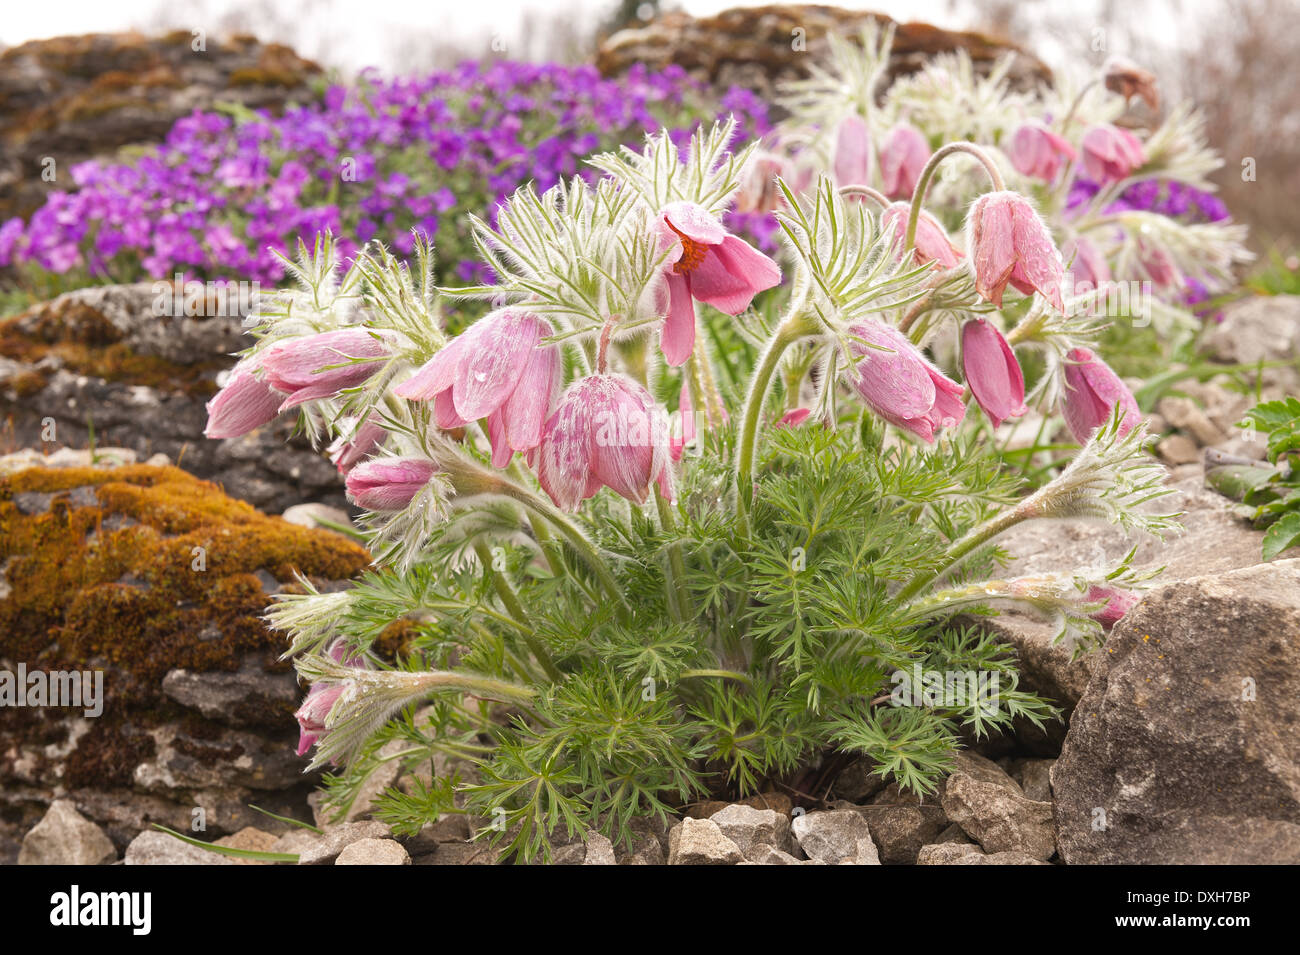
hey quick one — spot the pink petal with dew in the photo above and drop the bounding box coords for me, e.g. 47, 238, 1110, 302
393, 336, 464, 401
453, 311, 543, 421
970, 195, 1018, 307
204, 369, 284, 439
851, 321, 937, 420
500, 341, 559, 458
661, 201, 728, 246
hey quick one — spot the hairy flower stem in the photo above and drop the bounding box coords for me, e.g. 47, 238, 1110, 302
655, 493, 691, 623
736, 312, 814, 531
837, 184, 892, 210
472, 540, 561, 682
904, 142, 1005, 252
896, 501, 1033, 604
680, 668, 754, 685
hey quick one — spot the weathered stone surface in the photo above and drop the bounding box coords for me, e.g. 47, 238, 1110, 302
0, 459, 369, 860
213, 826, 279, 865
17, 799, 117, 865
582, 831, 617, 865
667, 817, 744, 865
916, 842, 1049, 865
978, 475, 1265, 711
287, 820, 392, 865
1053, 559, 1300, 864
0, 32, 322, 223
749, 843, 820, 865
124, 829, 237, 865
1200, 295, 1300, 375
864, 783, 949, 863
792, 809, 880, 864
1005, 757, 1055, 803
940, 753, 1055, 861
597, 5, 1050, 109
0, 285, 348, 512
335, 837, 411, 865
710, 803, 796, 859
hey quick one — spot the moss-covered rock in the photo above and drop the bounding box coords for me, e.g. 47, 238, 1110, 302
0, 459, 370, 860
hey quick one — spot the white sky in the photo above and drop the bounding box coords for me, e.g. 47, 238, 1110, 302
0, 0, 1205, 76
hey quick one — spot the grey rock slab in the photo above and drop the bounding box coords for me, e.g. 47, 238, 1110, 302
940, 753, 1055, 861
792, 809, 881, 864
18, 800, 117, 865
666, 817, 744, 865
335, 838, 411, 865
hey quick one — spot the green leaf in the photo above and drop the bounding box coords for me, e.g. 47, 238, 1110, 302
1262, 511, 1300, 561
151, 825, 300, 863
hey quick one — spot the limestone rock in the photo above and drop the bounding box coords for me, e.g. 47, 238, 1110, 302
667, 817, 744, 865
917, 842, 1049, 865
940, 753, 1055, 861
287, 821, 392, 865
124, 829, 237, 865
710, 803, 796, 859
792, 809, 880, 864
1053, 559, 1300, 864
864, 783, 949, 863
335, 838, 411, 865
17, 799, 117, 865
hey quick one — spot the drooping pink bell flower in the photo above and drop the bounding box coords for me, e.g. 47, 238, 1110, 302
656, 201, 782, 366
328, 416, 387, 473
1060, 347, 1142, 443
1138, 239, 1184, 290
832, 114, 871, 186
881, 202, 964, 269
394, 307, 560, 467
967, 191, 1065, 311
1006, 121, 1077, 183
344, 457, 437, 510
961, 318, 1026, 428
848, 318, 966, 443
1062, 235, 1111, 295
878, 123, 930, 199
260, 328, 391, 410
531, 373, 672, 511
203, 359, 285, 439
1086, 584, 1140, 629
295, 641, 369, 758
1080, 124, 1145, 186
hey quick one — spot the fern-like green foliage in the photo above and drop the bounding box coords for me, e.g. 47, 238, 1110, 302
1208, 397, 1300, 560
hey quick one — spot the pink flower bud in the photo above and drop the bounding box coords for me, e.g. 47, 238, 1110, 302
735, 151, 789, 214
848, 318, 965, 443
657, 201, 781, 366
1138, 239, 1183, 290
881, 202, 964, 269
1080, 124, 1145, 186
1006, 121, 1077, 183
344, 457, 437, 510
668, 378, 727, 461
1062, 235, 1111, 295
261, 328, 391, 410
328, 416, 387, 473
531, 373, 671, 511
967, 191, 1065, 311
1086, 584, 1140, 629
832, 114, 872, 186
878, 123, 930, 198
778, 407, 813, 429
1060, 347, 1142, 443
295, 641, 367, 757
395, 307, 560, 467
203, 361, 284, 439
961, 318, 1026, 428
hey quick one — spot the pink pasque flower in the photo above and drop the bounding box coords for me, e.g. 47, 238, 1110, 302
345, 457, 437, 510
1006, 121, 1077, 182
328, 416, 388, 473
1086, 584, 1140, 629
1138, 239, 1184, 290
1062, 235, 1111, 295
394, 307, 560, 467
778, 407, 813, 429
879, 123, 930, 199
1060, 347, 1142, 443
967, 191, 1065, 311
657, 201, 781, 366
531, 374, 672, 511
881, 202, 964, 269
735, 151, 789, 214
203, 359, 284, 439
1080, 124, 1145, 186
848, 318, 966, 443
295, 641, 367, 758
832, 114, 871, 186
260, 328, 391, 410
961, 318, 1026, 428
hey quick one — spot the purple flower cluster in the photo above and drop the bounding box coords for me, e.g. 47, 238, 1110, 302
0, 61, 770, 285
1067, 177, 1230, 223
